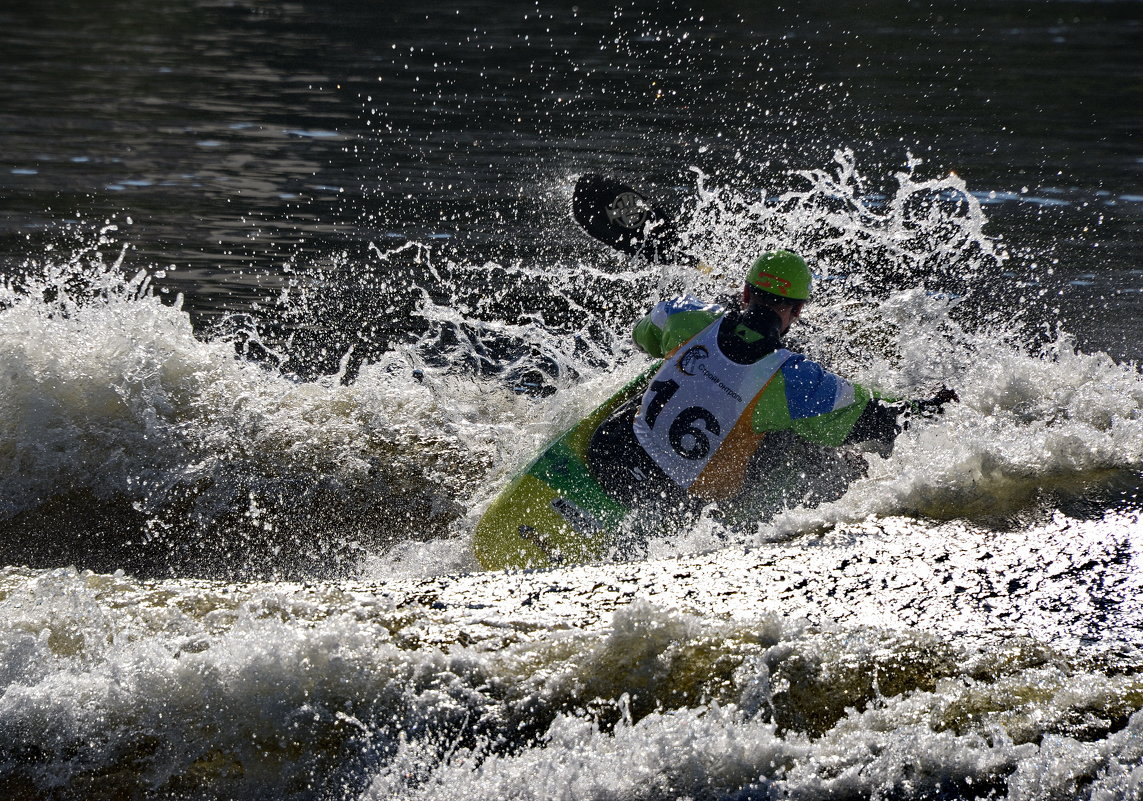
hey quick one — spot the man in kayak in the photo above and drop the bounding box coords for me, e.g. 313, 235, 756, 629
586, 249, 957, 516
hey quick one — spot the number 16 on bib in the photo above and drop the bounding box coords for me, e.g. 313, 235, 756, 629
633, 333, 792, 489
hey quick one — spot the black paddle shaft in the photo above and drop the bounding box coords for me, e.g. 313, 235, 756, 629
572, 174, 681, 263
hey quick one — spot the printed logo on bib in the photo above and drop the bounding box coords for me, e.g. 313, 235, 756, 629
677, 345, 708, 376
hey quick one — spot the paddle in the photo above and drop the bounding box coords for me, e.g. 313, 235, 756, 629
572, 174, 681, 263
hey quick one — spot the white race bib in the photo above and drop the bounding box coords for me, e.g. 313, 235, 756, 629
633, 321, 791, 488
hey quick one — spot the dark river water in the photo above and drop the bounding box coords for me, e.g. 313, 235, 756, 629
2, 0, 1141, 355
0, 2, 1141, 799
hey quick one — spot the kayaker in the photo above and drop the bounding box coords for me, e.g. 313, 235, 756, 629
585, 249, 958, 513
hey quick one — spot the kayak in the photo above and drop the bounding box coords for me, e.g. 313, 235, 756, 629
473, 369, 654, 570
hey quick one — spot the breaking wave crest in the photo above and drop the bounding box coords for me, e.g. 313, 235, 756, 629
0, 154, 1139, 580
2, 562, 1142, 800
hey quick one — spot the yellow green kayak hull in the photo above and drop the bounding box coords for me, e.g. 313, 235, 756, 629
474, 371, 654, 570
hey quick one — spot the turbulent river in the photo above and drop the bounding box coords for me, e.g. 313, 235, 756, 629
0, 2, 1141, 799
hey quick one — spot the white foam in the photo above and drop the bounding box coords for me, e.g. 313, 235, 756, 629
2, 552, 1142, 799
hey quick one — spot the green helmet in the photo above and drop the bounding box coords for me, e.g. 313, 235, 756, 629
745, 250, 812, 301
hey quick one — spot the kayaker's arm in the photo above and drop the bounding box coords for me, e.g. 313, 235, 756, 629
632, 296, 724, 358
753, 357, 959, 451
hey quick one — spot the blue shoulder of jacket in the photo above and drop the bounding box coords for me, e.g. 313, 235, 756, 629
779, 355, 859, 419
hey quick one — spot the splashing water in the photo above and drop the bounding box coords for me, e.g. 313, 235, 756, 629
0, 154, 1139, 582
0, 155, 1141, 801
0, 229, 502, 577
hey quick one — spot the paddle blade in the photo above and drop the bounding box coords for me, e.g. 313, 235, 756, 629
572, 174, 680, 263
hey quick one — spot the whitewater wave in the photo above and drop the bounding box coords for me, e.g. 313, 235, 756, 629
2, 523, 1141, 800
0, 155, 1139, 581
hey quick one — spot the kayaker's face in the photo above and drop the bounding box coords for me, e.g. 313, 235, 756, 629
774, 302, 801, 335
740, 285, 803, 335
